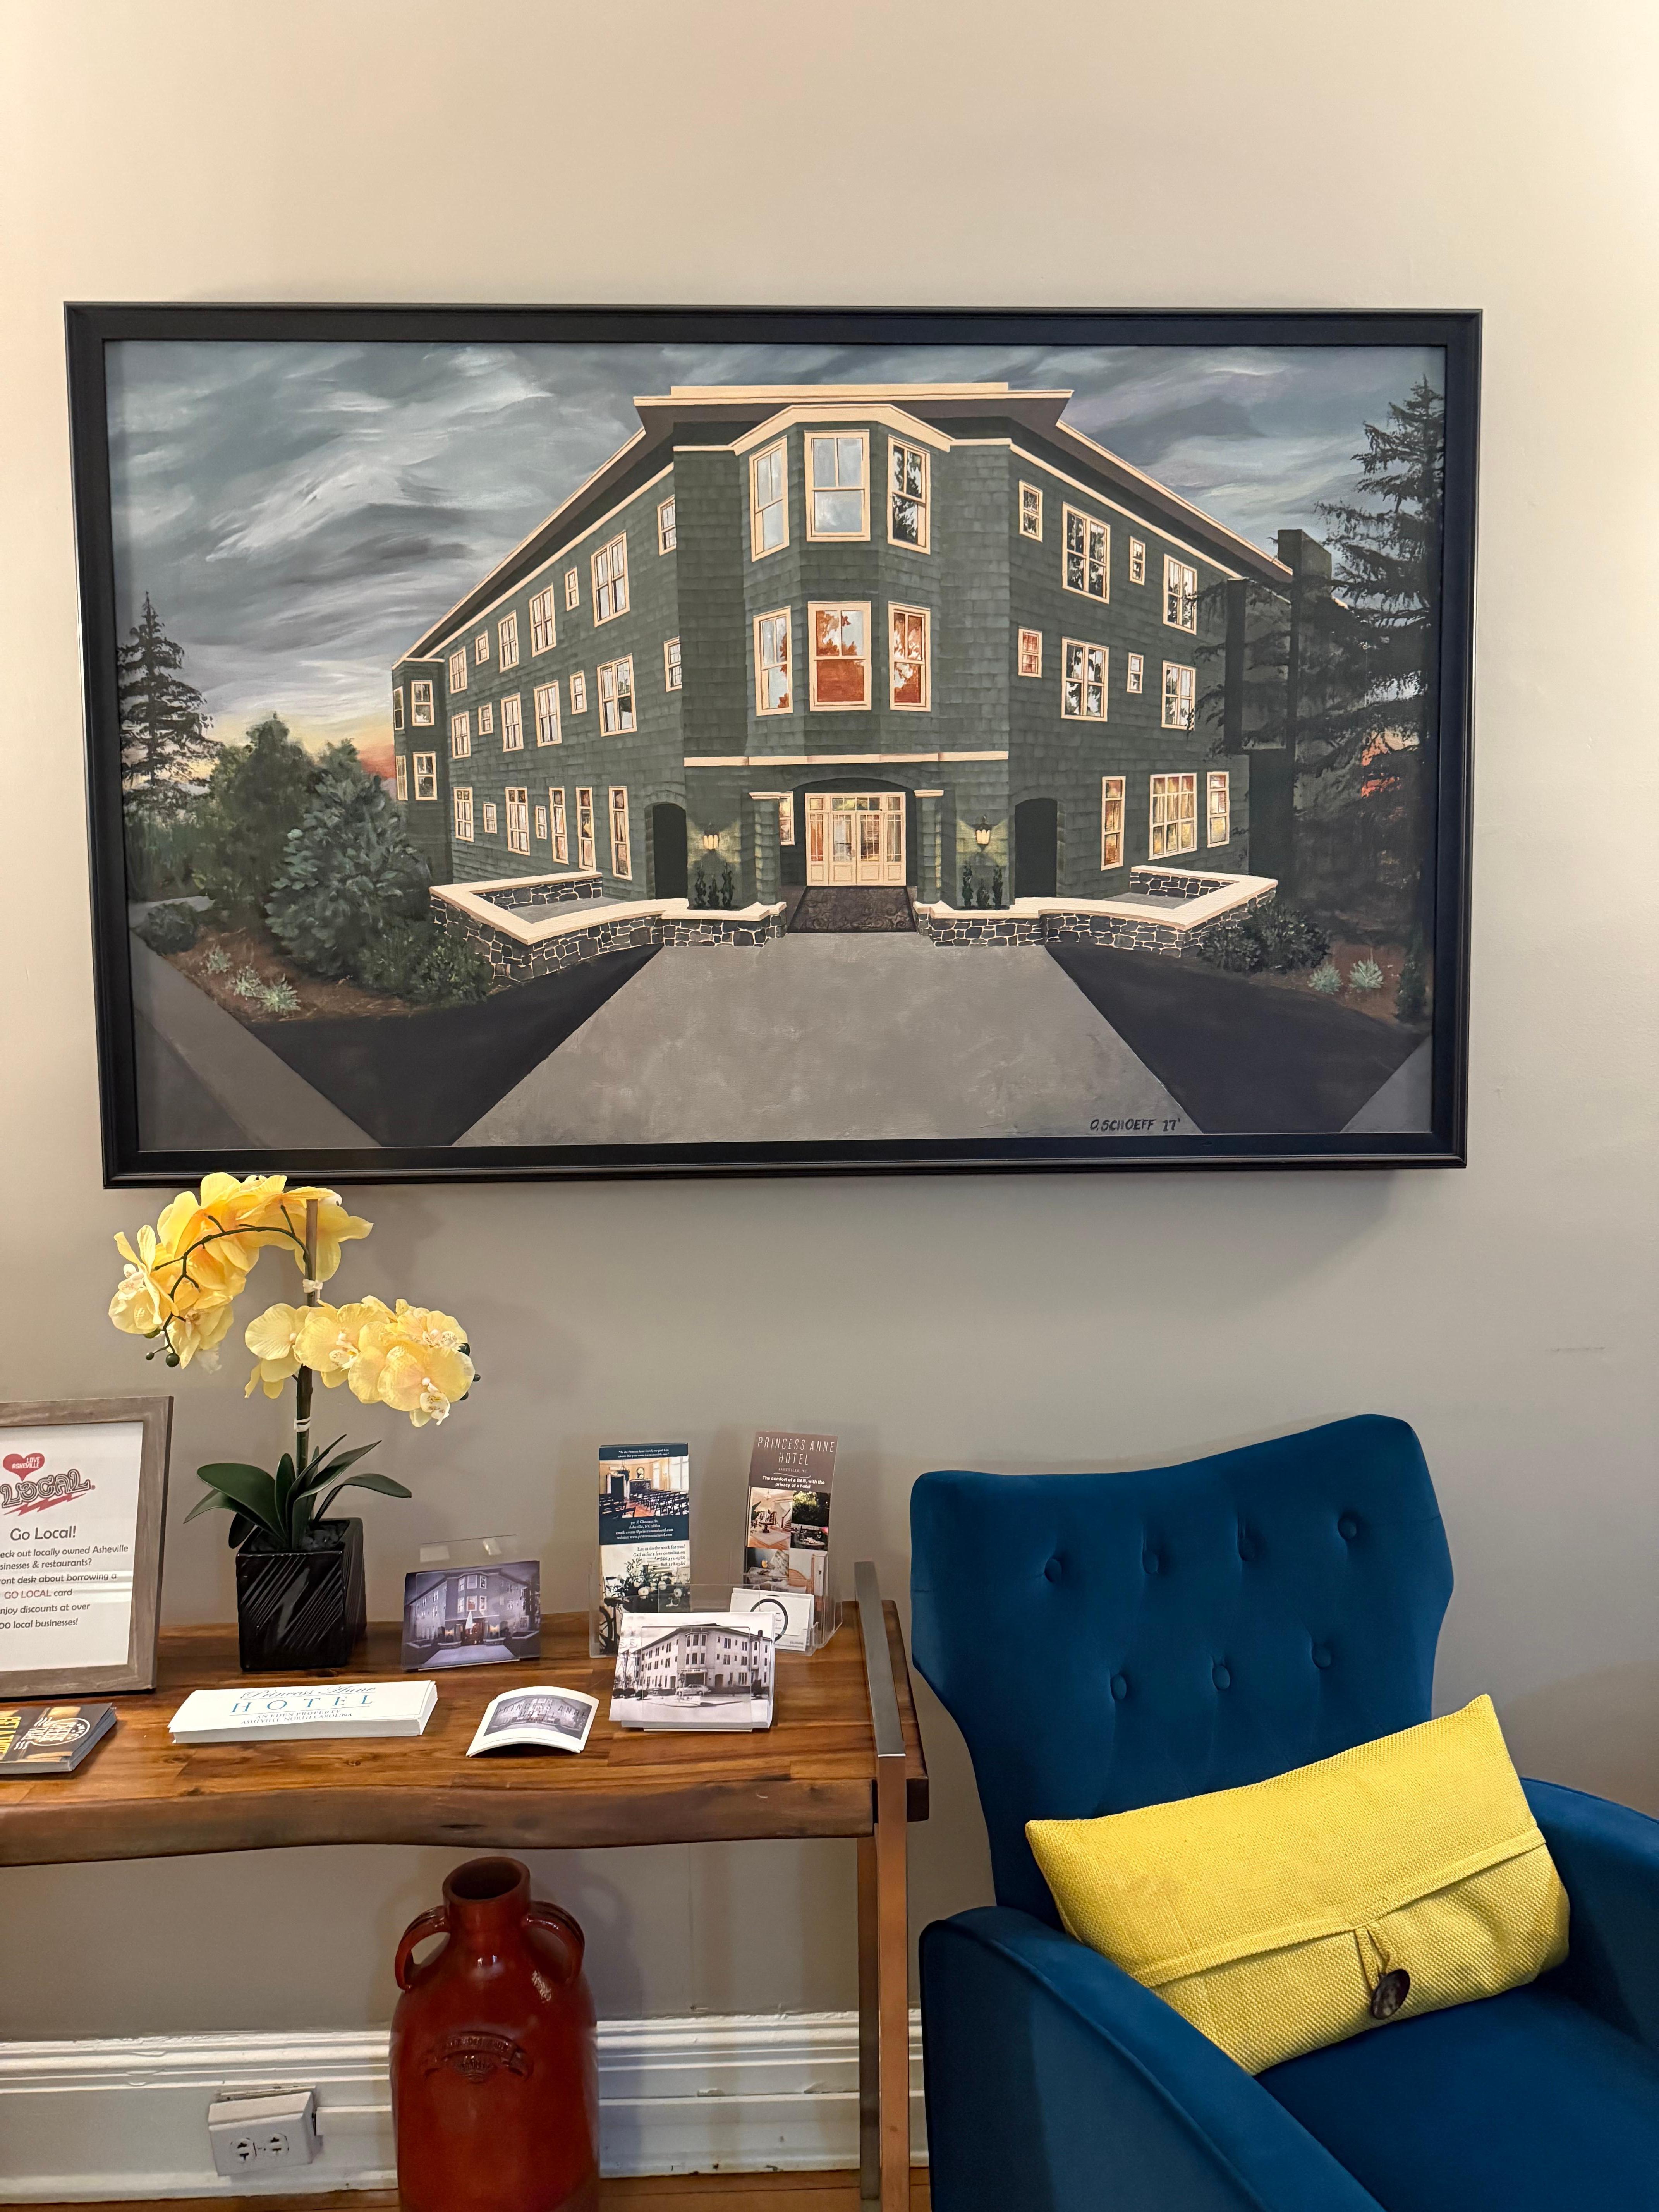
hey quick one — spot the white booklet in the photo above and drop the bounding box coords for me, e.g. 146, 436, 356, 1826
467, 1686, 598, 1758
169, 1681, 437, 1743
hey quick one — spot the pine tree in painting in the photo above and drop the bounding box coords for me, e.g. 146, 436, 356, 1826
266, 742, 430, 978
117, 594, 216, 817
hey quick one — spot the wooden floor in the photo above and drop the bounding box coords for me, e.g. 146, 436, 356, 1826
15, 2176, 931, 2209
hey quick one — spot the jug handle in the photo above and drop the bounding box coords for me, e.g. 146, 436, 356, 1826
394, 1906, 450, 1990
525, 1899, 585, 1982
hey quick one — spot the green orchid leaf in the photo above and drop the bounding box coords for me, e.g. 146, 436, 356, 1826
312, 1470, 413, 1524
182, 1490, 237, 1525
297, 1441, 378, 1493
193, 1463, 283, 1537
288, 1489, 316, 1550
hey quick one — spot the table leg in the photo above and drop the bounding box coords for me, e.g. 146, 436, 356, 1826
857, 1831, 880, 2205
859, 1749, 909, 2210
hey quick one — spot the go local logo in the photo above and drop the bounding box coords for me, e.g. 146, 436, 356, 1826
1, 1452, 95, 1516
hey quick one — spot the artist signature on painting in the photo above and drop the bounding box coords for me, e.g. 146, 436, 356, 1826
1087, 1117, 1183, 1134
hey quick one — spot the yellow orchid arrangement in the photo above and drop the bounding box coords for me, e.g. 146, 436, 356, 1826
110, 1173, 474, 1551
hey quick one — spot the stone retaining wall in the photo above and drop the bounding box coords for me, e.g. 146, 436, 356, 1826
434, 893, 784, 985
475, 873, 606, 914
916, 884, 1276, 961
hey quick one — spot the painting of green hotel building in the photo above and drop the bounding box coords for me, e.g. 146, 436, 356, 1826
390, 381, 1295, 920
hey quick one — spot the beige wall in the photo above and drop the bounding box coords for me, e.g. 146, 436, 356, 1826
2, 0, 1657, 2042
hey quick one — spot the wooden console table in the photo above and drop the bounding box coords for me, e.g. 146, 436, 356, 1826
0, 1563, 927, 2212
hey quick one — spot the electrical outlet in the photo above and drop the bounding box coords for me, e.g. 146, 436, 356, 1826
206, 2088, 321, 2178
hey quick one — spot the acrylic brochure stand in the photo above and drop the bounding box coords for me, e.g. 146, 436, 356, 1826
587, 1560, 843, 1663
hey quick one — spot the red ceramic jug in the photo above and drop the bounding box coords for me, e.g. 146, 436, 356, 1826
391, 1856, 599, 2212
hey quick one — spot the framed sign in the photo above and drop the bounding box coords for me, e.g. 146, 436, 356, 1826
67, 306, 1477, 1182
0, 1397, 171, 1696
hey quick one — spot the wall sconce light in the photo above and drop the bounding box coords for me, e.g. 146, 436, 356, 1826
702, 831, 720, 852
974, 818, 993, 850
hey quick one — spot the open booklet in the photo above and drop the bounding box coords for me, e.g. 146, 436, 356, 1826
467, 1685, 599, 1757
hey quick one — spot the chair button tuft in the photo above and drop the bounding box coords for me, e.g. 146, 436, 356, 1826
1110, 1673, 1128, 1701
1043, 1556, 1063, 1584
1312, 1644, 1333, 1669
1338, 1514, 1359, 1541
1142, 1549, 1161, 1576
1213, 1663, 1231, 1690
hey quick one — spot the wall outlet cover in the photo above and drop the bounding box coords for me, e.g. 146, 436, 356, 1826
206, 2088, 320, 2177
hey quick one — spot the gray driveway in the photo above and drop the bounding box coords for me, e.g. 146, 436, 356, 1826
461, 936, 1196, 1146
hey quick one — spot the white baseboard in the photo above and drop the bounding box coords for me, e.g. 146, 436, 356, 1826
0, 2011, 926, 2201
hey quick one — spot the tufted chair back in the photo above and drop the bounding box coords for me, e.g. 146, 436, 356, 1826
910, 1415, 1454, 1925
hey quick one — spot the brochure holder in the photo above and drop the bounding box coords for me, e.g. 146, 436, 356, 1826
417, 1533, 526, 1570
587, 1562, 842, 1661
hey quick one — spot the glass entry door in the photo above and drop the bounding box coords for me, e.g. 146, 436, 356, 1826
805, 792, 905, 886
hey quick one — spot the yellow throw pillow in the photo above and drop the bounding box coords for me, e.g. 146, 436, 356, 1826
1027, 1696, 1568, 2075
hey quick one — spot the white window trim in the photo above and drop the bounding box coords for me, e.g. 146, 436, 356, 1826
807, 600, 873, 713
591, 532, 629, 626
534, 802, 548, 842
448, 648, 468, 692
1018, 481, 1043, 539
887, 437, 930, 554
1207, 771, 1231, 847
754, 608, 793, 716
481, 800, 498, 836
549, 787, 568, 864
1162, 660, 1197, 732
410, 680, 434, 726
576, 786, 596, 871
1127, 652, 1145, 695
412, 751, 437, 800
395, 755, 408, 802
529, 586, 556, 655
449, 711, 471, 759
1129, 537, 1147, 586
608, 785, 632, 879
598, 655, 636, 736
805, 429, 871, 543
392, 685, 405, 731
501, 694, 524, 751
657, 496, 677, 554
476, 700, 494, 736
570, 670, 588, 714
888, 603, 931, 712
1149, 771, 1199, 860
474, 632, 489, 664
1101, 775, 1125, 870
534, 680, 562, 747
505, 785, 531, 857
498, 611, 520, 668
749, 439, 789, 561
663, 636, 682, 691
1017, 627, 1042, 679
778, 793, 796, 846
452, 785, 474, 840
1060, 637, 1108, 722
1164, 554, 1199, 634
1062, 503, 1111, 603
564, 566, 580, 611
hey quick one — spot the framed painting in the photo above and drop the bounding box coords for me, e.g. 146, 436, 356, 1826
67, 306, 1477, 1182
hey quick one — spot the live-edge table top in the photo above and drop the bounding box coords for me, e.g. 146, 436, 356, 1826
0, 1606, 927, 1867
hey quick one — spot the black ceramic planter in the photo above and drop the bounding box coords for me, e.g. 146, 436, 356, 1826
235, 1516, 367, 1673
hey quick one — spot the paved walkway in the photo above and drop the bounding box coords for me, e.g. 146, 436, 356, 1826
461, 936, 1196, 1146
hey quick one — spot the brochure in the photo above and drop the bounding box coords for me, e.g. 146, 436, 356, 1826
609, 1609, 777, 1733
402, 1558, 541, 1671
169, 1681, 437, 1743
743, 1432, 837, 1604
467, 1685, 598, 1758
0, 1700, 116, 1775
597, 1442, 690, 1655
728, 1585, 815, 1654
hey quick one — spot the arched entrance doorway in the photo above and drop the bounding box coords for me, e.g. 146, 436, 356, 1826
1014, 798, 1058, 898
804, 792, 906, 886
650, 802, 688, 898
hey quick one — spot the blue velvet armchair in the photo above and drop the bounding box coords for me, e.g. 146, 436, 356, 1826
911, 1416, 1659, 2211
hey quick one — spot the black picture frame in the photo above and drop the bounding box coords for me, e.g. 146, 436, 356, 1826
67, 304, 1478, 1185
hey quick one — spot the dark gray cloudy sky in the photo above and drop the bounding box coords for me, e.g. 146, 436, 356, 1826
106, 337, 1441, 767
